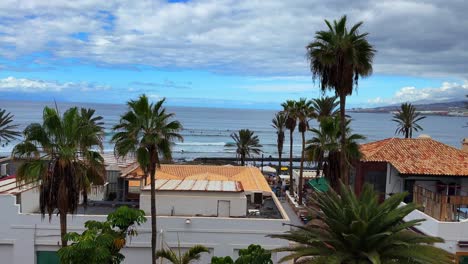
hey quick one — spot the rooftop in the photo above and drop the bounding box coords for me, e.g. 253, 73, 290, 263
141, 179, 243, 192
360, 137, 468, 176
123, 164, 272, 194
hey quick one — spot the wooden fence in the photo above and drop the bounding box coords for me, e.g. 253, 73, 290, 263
413, 185, 468, 222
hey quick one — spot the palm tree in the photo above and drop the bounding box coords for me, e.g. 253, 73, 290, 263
295, 98, 315, 205
112, 95, 183, 264
0, 108, 20, 147
156, 244, 209, 264
226, 129, 262, 166
281, 100, 298, 194
12, 106, 105, 247
307, 15, 375, 185
306, 116, 364, 191
270, 182, 453, 263
392, 102, 426, 138
272, 112, 287, 173
311, 96, 339, 122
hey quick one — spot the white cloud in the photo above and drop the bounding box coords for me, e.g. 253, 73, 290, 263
367, 81, 468, 105
0, 76, 110, 93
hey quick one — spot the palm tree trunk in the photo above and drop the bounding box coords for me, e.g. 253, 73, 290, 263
241, 154, 245, 166
150, 150, 158, 264
405, 127, 409, 138
298, 131, 305, 205
289, 130, 294, 194
339, 93, 348, 186
60, 211, 67, 247
278, 149, 282, 175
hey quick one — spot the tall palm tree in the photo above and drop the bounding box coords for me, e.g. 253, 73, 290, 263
226, 129, 262, 166
307, 15, 375, 185
12, 106, 105, 247
0, 108, 20, 147
311, 96, 339, 122
392, 102, 426, 138
270, 182, 453, 263
112, 95, 183, 264
281, 100, 298, 194
306, 116, 364, 191
295, 98, 315, 205
271, 112, 287, 173
156, 244, 209, 264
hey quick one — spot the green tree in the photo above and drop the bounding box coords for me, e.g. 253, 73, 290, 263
281, 100, 298, 194
392, 102, 426, 138
307, 15, 375, 185
235, 244, 273, 264
306, 116, 364, 191
12, 106, 105, 246
296, 98, 315, 205
112, 95, 183, 264
0, 108, 20, 147
272, 112, 287, 173
211, 256, 234, 264
156, 244, 209, 264
311, 96, 339, 122
58, 206, 147, 264
270, 182, 453, 263
226, 129, 262, 166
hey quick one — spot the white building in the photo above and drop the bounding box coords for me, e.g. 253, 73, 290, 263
0, 163, 291, 264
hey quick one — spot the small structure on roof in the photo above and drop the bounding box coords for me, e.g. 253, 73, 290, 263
140, 179, 247, 217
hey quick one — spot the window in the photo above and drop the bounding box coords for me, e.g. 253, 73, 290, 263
36, 251, 59, 264
364, 170, 386, 194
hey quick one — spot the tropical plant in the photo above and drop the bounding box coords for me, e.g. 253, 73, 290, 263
281, 100, 298, 194
307, 15, 375, 185
211, 256, 234, 264
156, 244, 209, 264
311, 96, 339, 122
306, 116, 364, 191
58, 206, 147, 264
0, 108, 20, 147
12, 106, 105, 246
235, 244, 273, 264
272, 112, 287, 173
112, 95, 183, 264
296, 98, 315, 205
392, 102, 426, 138
226, 129, 262, 166
270, 182, 453, 263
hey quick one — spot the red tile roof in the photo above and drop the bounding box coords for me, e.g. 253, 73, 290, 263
360, 138, 468, 176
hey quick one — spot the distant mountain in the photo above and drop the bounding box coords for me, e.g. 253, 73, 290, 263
350, 100, 467, 113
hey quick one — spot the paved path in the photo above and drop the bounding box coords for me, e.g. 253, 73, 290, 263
280, 200, 304, 227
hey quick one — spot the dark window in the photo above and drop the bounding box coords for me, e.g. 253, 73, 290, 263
364, 170, 386, 194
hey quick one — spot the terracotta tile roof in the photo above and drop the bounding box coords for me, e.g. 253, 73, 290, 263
122, 164, 272, 194
360, 138, 468, 176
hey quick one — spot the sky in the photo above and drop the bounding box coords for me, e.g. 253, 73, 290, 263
0, 0, 467, 109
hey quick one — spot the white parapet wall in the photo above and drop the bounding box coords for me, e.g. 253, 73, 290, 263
403, 202, 468, 253
0, 194, 290, 264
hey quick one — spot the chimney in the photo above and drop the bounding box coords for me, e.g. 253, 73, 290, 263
462, 138, 468, 152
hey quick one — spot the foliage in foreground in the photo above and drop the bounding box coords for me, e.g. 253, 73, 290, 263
57, 206, 146, 264
0, 108, 20, 147
156, 244, 209, 264
211, 244, 273, 264
270, 183, 453, 263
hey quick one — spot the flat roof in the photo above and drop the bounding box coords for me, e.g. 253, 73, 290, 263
142, 179, 243, 192
123, 164, 272, 194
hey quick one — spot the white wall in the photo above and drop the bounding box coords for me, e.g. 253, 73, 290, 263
403, 203, 468, 253
140, 191, 247, 217
0, 194, 289, 264
19, 187, 40, 214
385, 164, 403, 197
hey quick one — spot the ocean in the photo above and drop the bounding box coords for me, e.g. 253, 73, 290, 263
0, 100, 467, 160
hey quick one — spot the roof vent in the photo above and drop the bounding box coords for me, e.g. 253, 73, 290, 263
417, 134, 431, 139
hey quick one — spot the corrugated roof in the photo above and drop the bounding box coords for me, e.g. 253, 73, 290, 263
142, 179, 243, 192
360, 138, 468, 176
123, 164, 271, 193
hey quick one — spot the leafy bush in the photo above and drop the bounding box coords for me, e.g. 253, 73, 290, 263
58, 206, 146, 264
211, 244, 272, 264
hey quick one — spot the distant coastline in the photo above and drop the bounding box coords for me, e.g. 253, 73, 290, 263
349, 100, 468, 117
